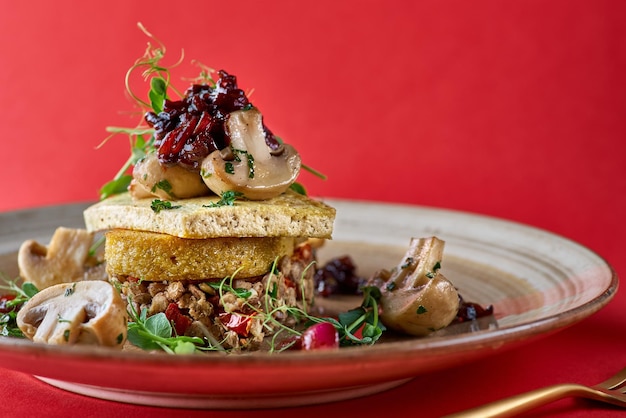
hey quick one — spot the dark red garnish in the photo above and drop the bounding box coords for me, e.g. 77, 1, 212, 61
314, 256, 365, 297
454, 296, 494, 323
144, 70, 280, 170
164, 303, 193, 336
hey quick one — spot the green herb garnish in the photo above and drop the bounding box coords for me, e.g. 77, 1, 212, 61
331, 286, 386, 346
289, 182, 307, 195
99, 133, 153, 200
126, 298, 217, 354
0, 278, 39, 306
425, 261, 442, 278
151, 179, 174, 197
150, 199, 181, 213
401, 257, 414, 269
203, 190, 243, 208
99, 24, 327, 201
64, 283, 77, 297
231, 148, 255, 179
149, 77, 168, 114
206, 281, 252, 299
122, 258, 387, 354
0, 276, 39, 338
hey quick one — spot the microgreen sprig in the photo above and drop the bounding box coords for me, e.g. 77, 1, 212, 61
0, 276, 39, 307
208, 261, 385, 352
334, 286, 386, 346
0, 274, 40, 338
126, 297, 216, 354
125, 22, 184, 110
99, 24, 327, 201
98, 22, 184, 200
99, 133, 154, 200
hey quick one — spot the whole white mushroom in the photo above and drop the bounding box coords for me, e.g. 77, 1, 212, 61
17, 281, 127, 348
370, 236, 460, 336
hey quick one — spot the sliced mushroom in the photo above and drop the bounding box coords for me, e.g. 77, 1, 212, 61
17, 281, 127, 347
370, 237, 459, 336
18, 227, 103, 291
129, 152, 210, 200
200, 108, 301, 200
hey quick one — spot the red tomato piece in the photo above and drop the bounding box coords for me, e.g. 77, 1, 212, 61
164, 303, 192, 336
219, 312, 253, 337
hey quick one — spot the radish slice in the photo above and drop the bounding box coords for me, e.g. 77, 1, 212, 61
300, 322, 339, 350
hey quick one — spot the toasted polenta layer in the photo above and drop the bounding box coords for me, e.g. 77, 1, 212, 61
105, 229, 296, 281
84, 191, 335, 239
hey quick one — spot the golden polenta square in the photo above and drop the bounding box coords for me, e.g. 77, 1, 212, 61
105, 230, 296, 281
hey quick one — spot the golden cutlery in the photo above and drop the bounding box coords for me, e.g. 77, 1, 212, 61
445, 366, 626, 417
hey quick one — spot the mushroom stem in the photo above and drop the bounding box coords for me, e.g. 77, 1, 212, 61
388, 236, 445, 290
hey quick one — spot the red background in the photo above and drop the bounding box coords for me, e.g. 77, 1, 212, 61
1, 1, 626, 417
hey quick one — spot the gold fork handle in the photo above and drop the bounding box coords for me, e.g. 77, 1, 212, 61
443, 383, 595, 418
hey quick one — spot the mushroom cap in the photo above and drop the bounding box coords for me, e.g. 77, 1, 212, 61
17, 281, 127, 348
371, 236, 460, 336
130, 153, 210, 200
380, 273, 459, 336
201, 108, 301, 200
18, 227, 94, 291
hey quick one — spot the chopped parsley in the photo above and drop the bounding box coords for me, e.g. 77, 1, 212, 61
64, 283, 77, 297
232, 148, 255, 179
150, 199, 181, 213
151, 179, 174, 198
203, 190, 243, 208
401, 257, 414, 269
426, 261, 442, 278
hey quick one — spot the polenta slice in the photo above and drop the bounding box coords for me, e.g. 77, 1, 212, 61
105, 230, 296, 281
84, 190, 335, 239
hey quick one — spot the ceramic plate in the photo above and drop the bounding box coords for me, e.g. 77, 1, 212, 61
0, 200, 617, 409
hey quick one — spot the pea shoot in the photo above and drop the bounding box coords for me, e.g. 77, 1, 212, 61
99, 23, 326, 201
122, 260, 387, 355
0, 274, 39, 338
126, 296, 220, 354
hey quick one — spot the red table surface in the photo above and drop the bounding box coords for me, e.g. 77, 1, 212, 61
1, 1, 625, 417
